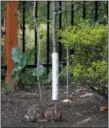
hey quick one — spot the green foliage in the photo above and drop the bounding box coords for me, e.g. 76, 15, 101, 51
37, 65, 45, 77
2, 1, 108, 92
12, 48, 34, 88
59, 20, 108, 48
59, 66, 73, 85
72, 61, 107, 85
3, 83, 9, 90
59, 20, 108, 94
31, 65, 50, 85
87, 61, 107, 84
72, 64, 84, 82
12, 48, 27, 68
12, 48, 51, 89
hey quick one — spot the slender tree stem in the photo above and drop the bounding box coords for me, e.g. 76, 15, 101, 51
66, 47, 69, 98
33, 1, 42, 101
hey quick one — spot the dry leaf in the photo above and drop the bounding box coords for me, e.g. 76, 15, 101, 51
100, 104, 108, 112
61, 99, 72, 103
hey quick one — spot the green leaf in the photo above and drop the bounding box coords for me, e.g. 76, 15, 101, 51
12, 48, 27, 68
12, 48, 22, 63
18, 55, 27, 68
37, 65, 45, 77
4, 83, 9, 90
24, 48, 36, 64
32, 69, 37, 76
31, 65, 46, 78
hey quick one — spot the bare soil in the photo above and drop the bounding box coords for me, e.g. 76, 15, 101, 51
1, 86, 108, 128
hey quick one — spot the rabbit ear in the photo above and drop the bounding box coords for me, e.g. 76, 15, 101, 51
24, 115, 30, 121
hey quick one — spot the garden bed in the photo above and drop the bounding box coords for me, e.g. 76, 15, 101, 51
1, 86, 108, 128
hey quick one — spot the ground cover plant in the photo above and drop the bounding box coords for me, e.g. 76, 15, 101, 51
11, 48, 52, 90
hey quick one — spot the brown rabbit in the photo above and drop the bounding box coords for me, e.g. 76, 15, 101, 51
24, 103, 62, 122
44, 106, 62, 122
24, 104, 43, 122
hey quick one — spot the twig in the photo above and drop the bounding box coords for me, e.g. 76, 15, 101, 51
66, 47, 69, 99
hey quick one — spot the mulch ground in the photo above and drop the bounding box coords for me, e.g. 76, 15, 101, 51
1, 86, 108, 128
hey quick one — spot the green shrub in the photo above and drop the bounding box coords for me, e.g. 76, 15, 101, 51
59, 65, 73, 85
59, 20, 108, 93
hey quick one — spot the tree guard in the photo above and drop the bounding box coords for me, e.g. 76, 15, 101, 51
5, 1, 19, 88
52, 1, 59, 100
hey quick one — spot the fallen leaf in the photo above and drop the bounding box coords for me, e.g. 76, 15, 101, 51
61, 99, 72, 103
100, 104, 108, 112
80, 93, 94, 98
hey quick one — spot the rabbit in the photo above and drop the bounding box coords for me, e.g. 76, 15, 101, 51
44, 106, 62, 122
24, 103, 62, 122
24, 104, 43, 122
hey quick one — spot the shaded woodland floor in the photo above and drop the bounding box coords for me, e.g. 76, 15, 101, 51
1, 86, 108, 128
